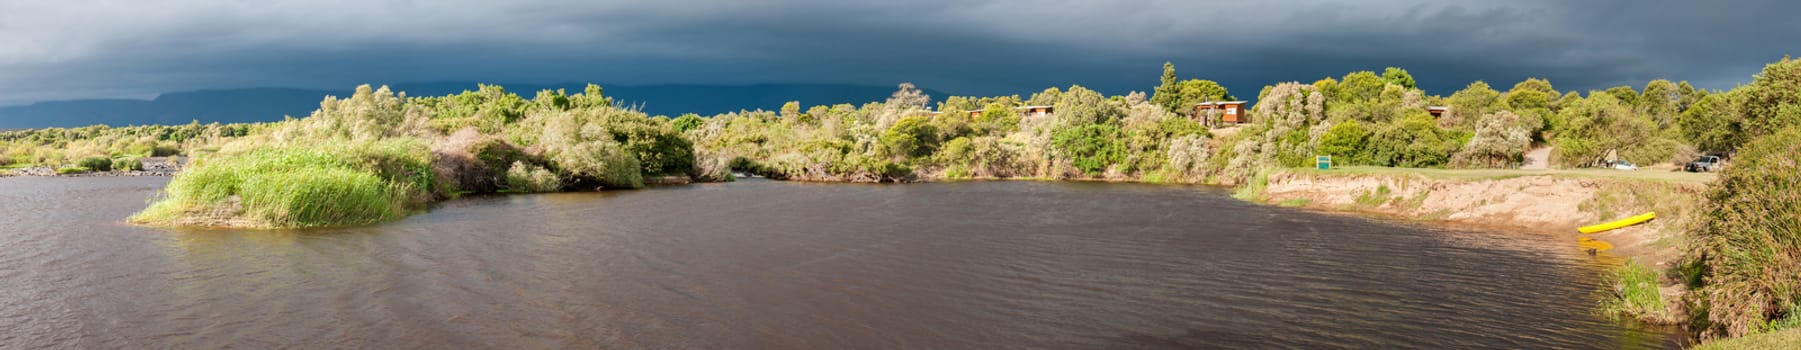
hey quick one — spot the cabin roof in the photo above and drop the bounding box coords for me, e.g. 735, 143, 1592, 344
1015, 105, 1054, 109
1194, 101, 1249, 106
1426, 106, 1450, 111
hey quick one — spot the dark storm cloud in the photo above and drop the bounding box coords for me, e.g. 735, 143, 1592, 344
0, 0, 1795, 105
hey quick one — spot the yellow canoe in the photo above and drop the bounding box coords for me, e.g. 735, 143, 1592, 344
1579, 212, 1656, 234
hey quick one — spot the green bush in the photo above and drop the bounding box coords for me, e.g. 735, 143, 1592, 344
1683, 127, 1801, 338
55, 166, 89, 174
113, 156, 144, 171
1365, 114, 1456, 168
880, 115, 939, 159
76, 156, 112, 172
1053, 123, 1126, 176
1318, 121, 1370, 164
504, 161, 562, 192
671, 114, 705, 133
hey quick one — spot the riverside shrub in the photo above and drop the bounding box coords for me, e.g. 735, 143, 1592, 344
1683, 127, 1801, 339
504, 161, 562, 192
113, 156, 144, 171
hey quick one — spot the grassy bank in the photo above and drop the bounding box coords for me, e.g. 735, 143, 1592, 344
1691, 327, 1801, 350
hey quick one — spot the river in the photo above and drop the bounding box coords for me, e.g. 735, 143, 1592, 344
0, 176, 1678, 349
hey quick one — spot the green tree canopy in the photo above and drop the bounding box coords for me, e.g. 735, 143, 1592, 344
1381, 67, 1416, 90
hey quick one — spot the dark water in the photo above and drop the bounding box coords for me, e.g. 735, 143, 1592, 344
0, 176, 1678, 349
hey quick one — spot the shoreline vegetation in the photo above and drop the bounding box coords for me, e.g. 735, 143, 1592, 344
4, 57, 1800, 347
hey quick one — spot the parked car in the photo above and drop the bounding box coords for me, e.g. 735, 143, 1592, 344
1685, 156, 1722, 172
1611, 160, 1639, 171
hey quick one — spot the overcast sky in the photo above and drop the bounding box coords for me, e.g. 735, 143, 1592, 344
1, 0, 1795, 106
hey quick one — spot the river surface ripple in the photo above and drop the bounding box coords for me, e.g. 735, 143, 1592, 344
0, 177, 1677, 349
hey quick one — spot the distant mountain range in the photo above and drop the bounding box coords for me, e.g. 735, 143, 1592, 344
0, 83, 950, 129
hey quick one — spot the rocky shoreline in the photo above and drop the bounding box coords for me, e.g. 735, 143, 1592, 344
2, 157, 183, 177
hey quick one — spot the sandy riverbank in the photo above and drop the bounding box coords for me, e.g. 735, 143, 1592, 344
1252, 167, 1711, 263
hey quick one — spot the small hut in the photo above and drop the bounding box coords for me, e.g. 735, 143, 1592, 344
1194, 101, 1249, 124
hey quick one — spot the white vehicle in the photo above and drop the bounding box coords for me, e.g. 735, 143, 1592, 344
1611, 161, 1638, 171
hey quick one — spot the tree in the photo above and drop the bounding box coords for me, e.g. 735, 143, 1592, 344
1151, 62, 1181, 113
885, 82, 930, 110
780, 101, 802, 119
1736, 56, 1801, 147
1318, 120, 1370, 164
1365, 113, 1457, 168
1151, 63, 1234, 115
1552, 93, 1664, 167
1504, 78, 1557, 138
1052, 123, 1126, 176
1444, 81, 1501, 130
1452, 111, 1532, 168
1677, 91, 1742, 153
1504, 78, 1557, 111
1052, 86, 1124, 125
1382, 67, 1417, 90
1027, 87, 1063, 106
1639, 79, 1681, 128
1336, 71, 1386, 103
1604, 85, 1640, 106
880, 115, 939, 159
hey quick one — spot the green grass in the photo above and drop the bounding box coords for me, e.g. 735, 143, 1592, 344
236, 168, 404, 227
1354, 184, 1393, 207
1292, 165, 1717, 183
1232, 168, 1271, 201
1597, 259, 1674, 324
131, 139, 435, 228
1278, 198, 1311, 207
1691, 327, 1801, 350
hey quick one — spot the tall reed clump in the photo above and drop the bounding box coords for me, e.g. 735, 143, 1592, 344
130, 140, 435, 228
1681, 127, 1801, 339
1597, 258, 1674, 323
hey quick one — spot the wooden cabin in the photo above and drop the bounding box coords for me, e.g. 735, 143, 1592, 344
966, 105, 1055, 119
1427, 106, 1449, 118
1016, 105, 1053, 118
1193, 101, 1249, 124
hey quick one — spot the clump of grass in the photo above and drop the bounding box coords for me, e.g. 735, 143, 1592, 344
1597, 258, 1674, 323
113, 156, 144, 171
76, 156, 112, 172
1354, 184, 1393, 207
1232, 168, 1271, 201
237, 167, 404, 226
1682, 127, 1801, 339
131, 139, 437, 228
55, 166, 89, 175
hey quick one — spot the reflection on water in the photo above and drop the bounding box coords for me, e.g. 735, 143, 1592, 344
0, 177, 1679, 348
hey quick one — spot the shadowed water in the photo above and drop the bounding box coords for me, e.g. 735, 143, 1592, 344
0, 177, 1677, 349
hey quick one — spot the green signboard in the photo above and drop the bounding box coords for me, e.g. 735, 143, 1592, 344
1317, 155, 1332, 170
